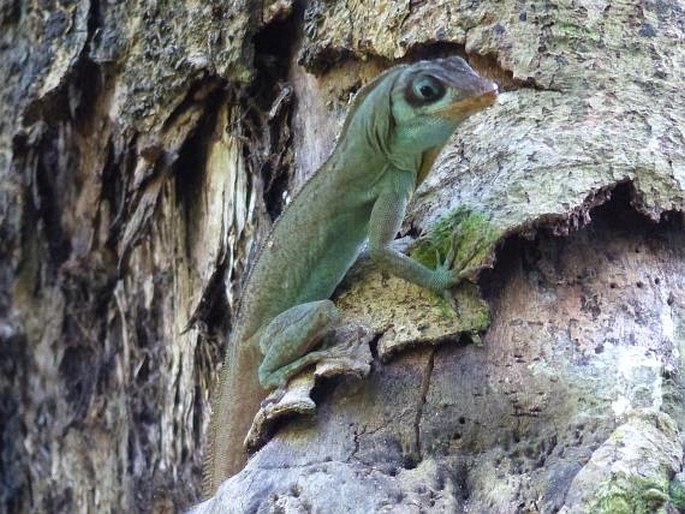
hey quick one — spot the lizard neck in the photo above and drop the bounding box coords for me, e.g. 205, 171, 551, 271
323, 66, 421, 187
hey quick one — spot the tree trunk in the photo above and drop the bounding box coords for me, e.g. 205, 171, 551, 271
2, 1, 684, 514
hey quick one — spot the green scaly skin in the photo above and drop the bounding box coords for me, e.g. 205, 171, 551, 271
202, 56, 498, 496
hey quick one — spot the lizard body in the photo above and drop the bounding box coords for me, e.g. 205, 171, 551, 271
203, 56, 497, 496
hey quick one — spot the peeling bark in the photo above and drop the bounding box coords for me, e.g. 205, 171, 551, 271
1, 1, 262, 512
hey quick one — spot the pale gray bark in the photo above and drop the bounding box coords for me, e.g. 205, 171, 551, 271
1, 0, 684, 513
198, 0, 685, 513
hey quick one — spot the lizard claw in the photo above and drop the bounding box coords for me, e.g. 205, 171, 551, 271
433, 248, 455, 290
433, 230, 460, 289
436, 229, 458, 271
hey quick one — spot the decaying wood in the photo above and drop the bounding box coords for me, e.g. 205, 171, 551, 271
1, 2, 262, 512
1, 0, 684, 512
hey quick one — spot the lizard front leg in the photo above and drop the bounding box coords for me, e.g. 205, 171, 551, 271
368, 181, 457, 293
257, 300, 339, 389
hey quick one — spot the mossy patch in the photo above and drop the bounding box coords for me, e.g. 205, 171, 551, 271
445, 281, 491, 338
554, 21, 602, 44
411, 207, 499, 336
669, 478, 685, 511
591, 475, 685, 514
411, 206, 499, 278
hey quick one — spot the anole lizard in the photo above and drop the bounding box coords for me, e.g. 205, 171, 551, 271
203, 56, 498, 496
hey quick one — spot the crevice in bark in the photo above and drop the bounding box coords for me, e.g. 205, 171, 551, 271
400, 41, 466, 62
87, 0, 102, 37
23, 0, 102, 128
468, 52, 542, 92
186, 261, 232, 338
367, 331, 382, 361
173, 86, 224, 248
240, 8, 300, 221
481, 181, 685, 299
102, 137, 132, 250
160, 81, 223, 135
31, 124, 72, 268
115, 79, 226, 274
408, 348, 435, 469
172, 85, 233, 346
18, 56, 109, 271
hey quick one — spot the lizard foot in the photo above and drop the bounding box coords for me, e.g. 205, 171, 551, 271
245, 321, 373, 452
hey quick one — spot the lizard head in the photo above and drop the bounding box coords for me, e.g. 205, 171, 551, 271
388, 56, 498, 167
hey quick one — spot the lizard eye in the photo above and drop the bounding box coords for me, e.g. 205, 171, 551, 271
411, 75, 446, 103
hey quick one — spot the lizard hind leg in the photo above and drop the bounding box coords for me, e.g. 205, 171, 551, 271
258, 299, 339, 389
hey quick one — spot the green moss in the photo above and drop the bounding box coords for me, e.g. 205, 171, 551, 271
410, 208, 497, 336
554, 21, 602, 44
591, 475, 685, 514
423, 280, 491, 335
597, 496, 631, 514
669, 478, 685, 510
411, 207, 499, 275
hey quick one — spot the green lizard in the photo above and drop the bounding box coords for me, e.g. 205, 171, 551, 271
203, 56, 498, 496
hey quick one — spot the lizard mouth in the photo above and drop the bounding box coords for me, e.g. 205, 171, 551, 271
439, 85, 498, 120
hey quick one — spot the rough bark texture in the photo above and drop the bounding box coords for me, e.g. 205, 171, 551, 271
2, 1, 684, 514
1, 1, 261, 512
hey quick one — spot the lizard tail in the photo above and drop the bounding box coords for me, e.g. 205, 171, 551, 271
202, 341, 263, 498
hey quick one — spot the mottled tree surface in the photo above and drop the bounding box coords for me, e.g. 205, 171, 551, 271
1, 1, 684, 513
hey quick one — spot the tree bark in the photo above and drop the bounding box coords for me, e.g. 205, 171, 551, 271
1, 1, 684, 514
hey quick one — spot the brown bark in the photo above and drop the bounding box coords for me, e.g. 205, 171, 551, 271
1, 1, 684, 513
1, 1, 262, 512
